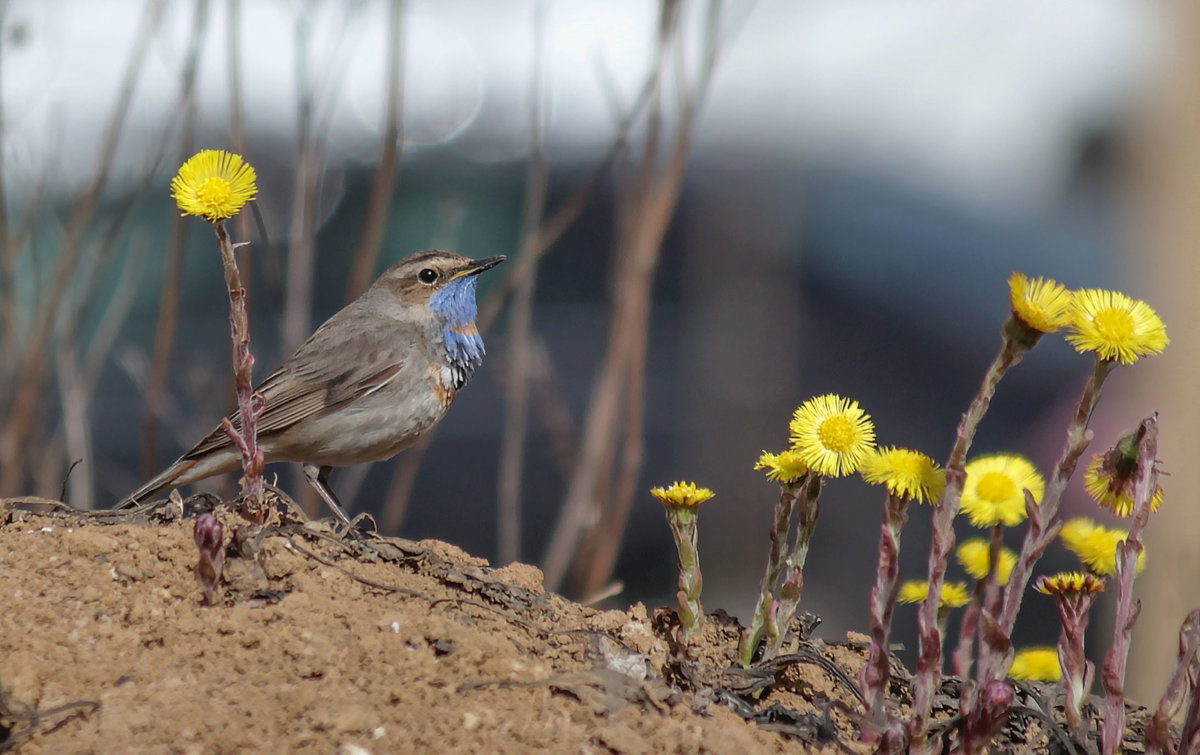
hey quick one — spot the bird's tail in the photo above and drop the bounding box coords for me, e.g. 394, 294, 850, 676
116, 459, 201, 510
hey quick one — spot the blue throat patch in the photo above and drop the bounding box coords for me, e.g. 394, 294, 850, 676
429, 275, 486, 388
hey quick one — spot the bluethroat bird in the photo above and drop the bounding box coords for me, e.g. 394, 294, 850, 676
121, 250, 505, 523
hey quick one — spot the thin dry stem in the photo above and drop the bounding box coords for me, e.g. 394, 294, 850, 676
143, 0, 210, 479
541, 0, 723, 594
43, 188, 152, 501
0, 0, 164, 494
497, 3, 550, 565
0, 0, 10, 356
345, 0, 405, 302
577, 343, 646, 596
54, 342, 89, 509
226, 0, 254, 251
526, 338, 578, 477
380, 434, 432, 535
281, 7, 325, 517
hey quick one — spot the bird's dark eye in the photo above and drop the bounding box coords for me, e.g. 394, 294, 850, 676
418, 268, 439, 285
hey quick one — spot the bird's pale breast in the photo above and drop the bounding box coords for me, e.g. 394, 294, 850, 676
266, 360, 450, 467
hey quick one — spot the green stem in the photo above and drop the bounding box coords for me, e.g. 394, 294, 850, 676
740, 477, 802, 666
667, 506, 703, 642
764, 474, 822, 659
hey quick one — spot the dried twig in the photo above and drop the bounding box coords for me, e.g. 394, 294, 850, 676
0, 0, 164, 495
496, 2, 551, 565
345, 0, 405, 302
380, 44, 656, 536
542, 0, 725, 595
143, 0, 210, 479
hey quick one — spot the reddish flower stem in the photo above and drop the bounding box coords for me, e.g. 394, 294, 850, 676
953, 579, 986, 678
1101, 415, 1158, 755
213, 220, 265, 522
1147, 609, 1200, 754
909, 330, 1028, 749
1054, 588, 1101, 735
952, 528, 1004, 679
1180, 670, 1200, 755
965, 679, 1015, 752
965, 357, 1112, 749
192, 512, 225, 605
982, 524, 1005, 618
996, 358, 1113, 637
861, 492, 909, 735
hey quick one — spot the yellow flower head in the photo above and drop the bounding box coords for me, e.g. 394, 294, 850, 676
956, 538, 1018, 585
1060, 517, 1146, 576
860, 447, 946, 504
1083, 452, 1164, 518
755, 450, 808, 484
171, 149, 258, 221
1010, 647, 1062, 682
1034, 570, 1106, 596
897, 580, 971, 608
1009, 273, 1073, 333
650, 481, 715, 509
1066, 289, 1169, 365
788, 394, 876, 478
961, 454, 1045, 528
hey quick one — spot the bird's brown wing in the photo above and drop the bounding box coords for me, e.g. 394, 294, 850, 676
182, 316, 408, 460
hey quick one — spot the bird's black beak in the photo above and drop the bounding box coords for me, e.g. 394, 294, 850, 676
451, 255, 506, 280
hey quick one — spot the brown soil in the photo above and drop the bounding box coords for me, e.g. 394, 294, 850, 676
0, 497, 1152, 754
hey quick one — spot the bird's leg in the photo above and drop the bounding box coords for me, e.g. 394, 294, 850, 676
302, 464, 352, 525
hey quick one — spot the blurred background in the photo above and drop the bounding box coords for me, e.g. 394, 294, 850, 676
1, 0, 1197, 704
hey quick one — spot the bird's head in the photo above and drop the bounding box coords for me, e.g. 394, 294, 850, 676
374, 250, 506, 382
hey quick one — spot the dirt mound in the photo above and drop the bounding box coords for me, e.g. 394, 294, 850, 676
0, 499, 1146, 753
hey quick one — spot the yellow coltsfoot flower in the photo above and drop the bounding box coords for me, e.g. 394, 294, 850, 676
897, 580, 971, 608
1034, 570, 1106, 596
1066, 288, 1169, 365
960, 454, 1045, 528
860, 446, 946, 503
171, 149, 258, 221
1009, 273, 1073, 333
956, 538, 1018, 585
755, 450, 808, 484
1060, 517, 1146, 576
650, 481, 715, 509
651, 481, 712, 644
1010, 647, 1062, 682
788, 394, 876, 478
1083, 450, 1164, 518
